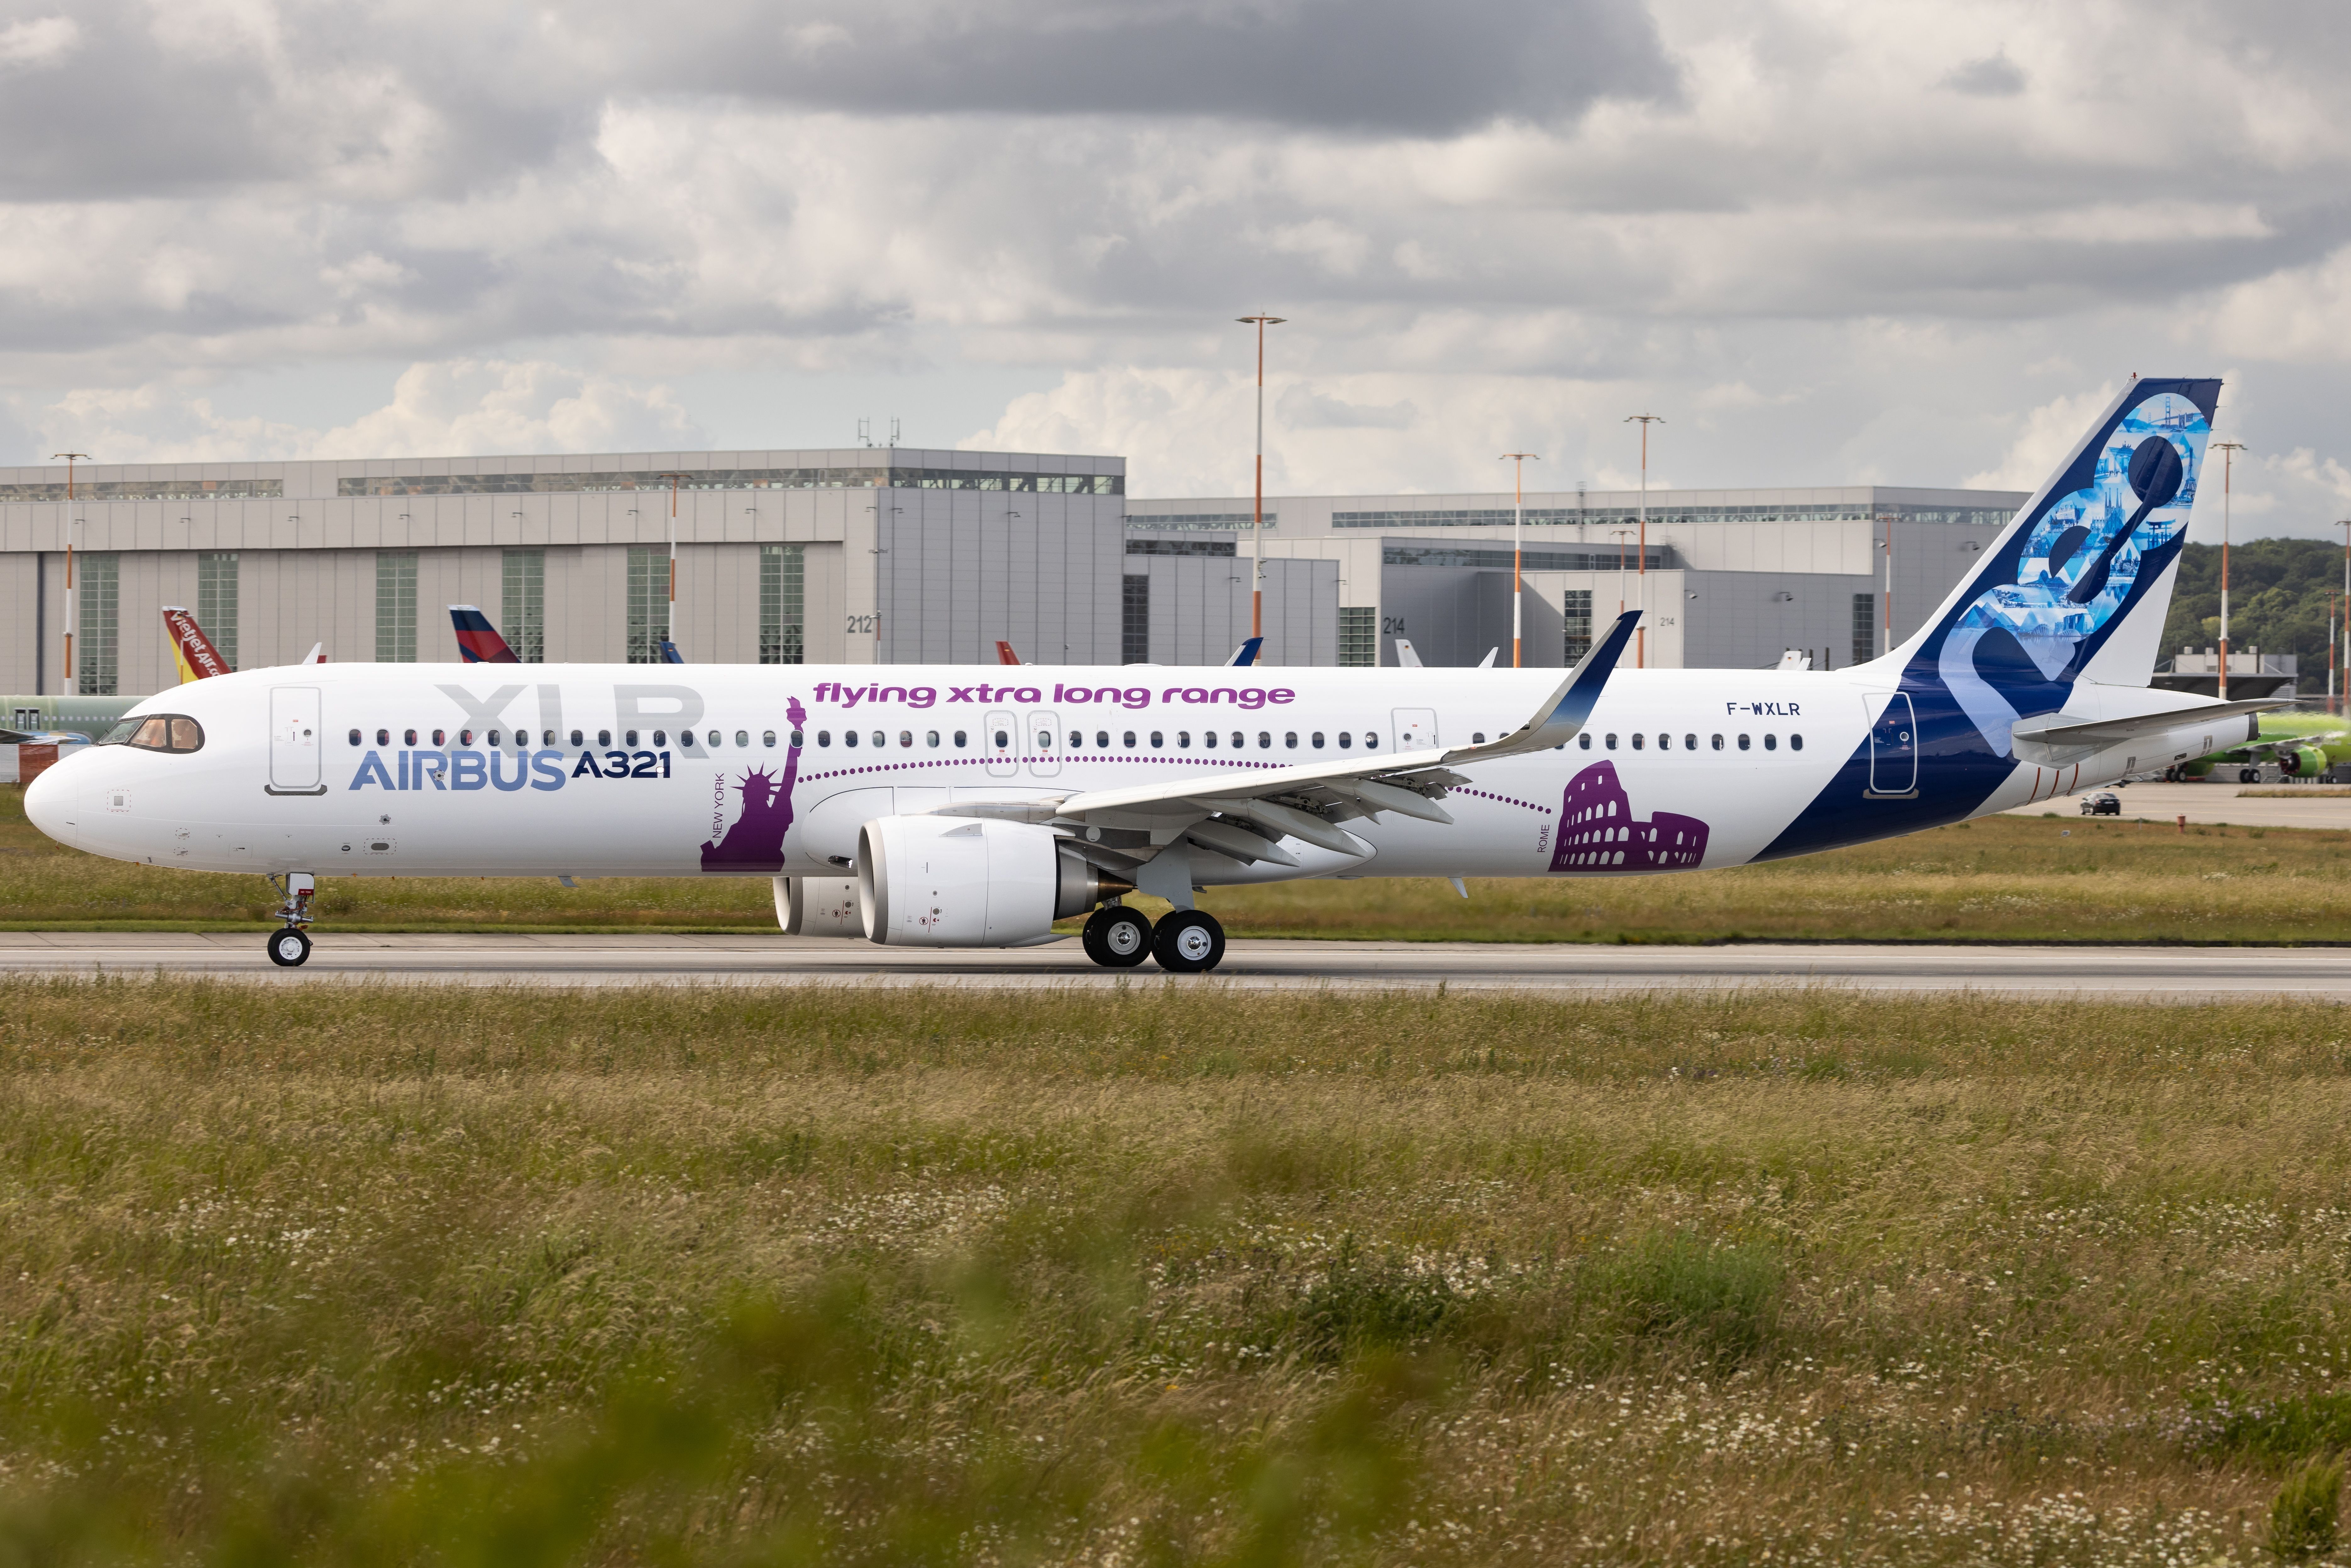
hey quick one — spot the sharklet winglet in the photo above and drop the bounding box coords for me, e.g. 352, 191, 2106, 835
1438, 609, 1640, 766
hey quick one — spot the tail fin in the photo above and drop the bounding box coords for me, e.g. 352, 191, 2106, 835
161, 607, 233, 681
449, 605, 519, 664
1903, 377, 2221, 754
994, 640, 1021, 665
658, 640, 686, 664
1226, 636, 1264, 667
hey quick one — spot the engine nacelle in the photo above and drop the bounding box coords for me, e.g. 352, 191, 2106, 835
774, 876, 864, 937
856, 815, 1125, 947
2279, 745, 2332, 778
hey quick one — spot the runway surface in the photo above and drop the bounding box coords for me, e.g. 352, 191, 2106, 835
2004, 781, 2351, 829
3, 931, 2347, 999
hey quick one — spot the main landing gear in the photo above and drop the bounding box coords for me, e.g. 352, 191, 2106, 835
266, 872, 317, 967
1080, 903, 1226, 973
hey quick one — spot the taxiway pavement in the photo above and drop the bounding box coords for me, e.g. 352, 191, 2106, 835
2004, 781, 2351, 829
1, 931, 2346, 999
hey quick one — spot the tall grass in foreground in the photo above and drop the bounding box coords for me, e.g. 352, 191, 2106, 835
8, 979, 2351, 1561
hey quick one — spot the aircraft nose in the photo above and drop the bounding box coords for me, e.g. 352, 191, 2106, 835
22, 755, 79, 848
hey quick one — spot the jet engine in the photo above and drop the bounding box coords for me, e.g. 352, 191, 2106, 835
774, 875, 864, 937
2278, 745, 2332, 779
856, 815, 1128, 947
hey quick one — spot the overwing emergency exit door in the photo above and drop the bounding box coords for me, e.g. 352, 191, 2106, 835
1026, 710, 1062, 777
268, 687, 323, 794
1393, 708, 1438, 750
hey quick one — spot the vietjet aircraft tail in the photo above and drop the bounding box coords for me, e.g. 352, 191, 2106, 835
1892, 377, 2222, 750
161, 607, 232, 682
449, 605, 520, 663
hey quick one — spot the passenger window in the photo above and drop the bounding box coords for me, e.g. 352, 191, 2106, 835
1285, 732, 1298, 748
1711, 734, 1723, 751
928, 731, 941, 747
1339, 732, 1352, 749
1123, 731, 1137, 748
901, 731, 914, 748
347, 728, 361, 746
954, 731, 967, 748
407, 729, 420, 746
569, 729, 582, 747
1036, 731, 1052, 749
435, 730, 448, 746
783, 731, 797, 747
1684, 734, 1697, 750
1579, 733, 1592, 750
846, 730, 860, 747
1312, 732, 1325, 748
1259, 732, 1271, 749
736, 730, 749, 747
1765, 733, 1778, 751
1605, 733, 1617, 749
870, 731, 883, 748
992, 729, 1008, 750
1203, 731, 1216, 749
1632, 733, 1645, 750
1150, 731, 1164, 749
1791, 734, 1804, 751
1365, 734, 1378, 748
488, 729, 501, 746
623, 730, 638, 746
461, 729, 476, 746
653, 730, 667, 747
1179, 731, 1192, 748
1738, 734, 1750, 751
1656, 733, 1668, 750
818, 730, 833, 746
1472, 732, 1485, 744
1095, 731, 1108, 748
1069, 731, 1082, 749
1231, 731, 1243, 749
594, 729, 608, 747
375, 728, 390, 746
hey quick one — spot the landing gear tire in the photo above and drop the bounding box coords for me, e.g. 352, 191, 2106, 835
2241, 767, 2260, 784
267, 928, 313, 968
1083, 905, 1154, 968
1152, 910, 1226, 974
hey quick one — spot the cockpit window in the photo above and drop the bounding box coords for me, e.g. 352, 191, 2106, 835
99, 714, 205, 753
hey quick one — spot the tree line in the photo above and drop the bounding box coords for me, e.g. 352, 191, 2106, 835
2158, 538, 2351, 683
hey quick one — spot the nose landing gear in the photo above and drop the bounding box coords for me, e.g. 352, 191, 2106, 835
266, 872, 317, 967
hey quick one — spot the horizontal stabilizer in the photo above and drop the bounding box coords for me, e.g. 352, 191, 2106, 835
2009, 696, 2282, 765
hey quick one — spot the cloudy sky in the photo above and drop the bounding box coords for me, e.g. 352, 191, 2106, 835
3, 0, 2350, 536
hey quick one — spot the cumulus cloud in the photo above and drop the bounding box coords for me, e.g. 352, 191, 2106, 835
0, 0, 2349, 530
20, 360, 698, 463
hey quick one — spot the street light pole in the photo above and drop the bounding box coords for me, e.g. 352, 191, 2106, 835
1610, 528, 1634, 637
2340, 520, 2350, 714
1874, 512, 1896, 658
1624, 415, 1663, 667
2212, 442, 2245, 701
1236, 314, 1286, 648
52, 452, 85, 696
1500, 452, 1537, 668
658, 472, 688, 657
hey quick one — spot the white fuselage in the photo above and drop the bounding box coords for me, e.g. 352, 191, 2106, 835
25, 660, 2189, 882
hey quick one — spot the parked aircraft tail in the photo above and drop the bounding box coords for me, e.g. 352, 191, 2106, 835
161, 607, 233, 682
995, 640, 1021, 665
449, 606, 520, 664
1897, 377, 2222, 753
1226, 636, 1263, 667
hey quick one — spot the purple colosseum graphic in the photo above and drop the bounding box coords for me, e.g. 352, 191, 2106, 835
700, 697, 809, 873
1549, 760, 1709, 872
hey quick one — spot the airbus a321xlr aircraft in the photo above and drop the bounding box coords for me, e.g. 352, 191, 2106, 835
25, 378, 2273, 973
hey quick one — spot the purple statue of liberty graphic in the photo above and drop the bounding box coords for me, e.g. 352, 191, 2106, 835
700, 697, 808, 872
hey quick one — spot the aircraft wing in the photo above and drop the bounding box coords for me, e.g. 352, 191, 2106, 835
933, 612, 1639, 865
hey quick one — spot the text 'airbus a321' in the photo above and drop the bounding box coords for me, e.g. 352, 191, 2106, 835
26, 379, 2268, 972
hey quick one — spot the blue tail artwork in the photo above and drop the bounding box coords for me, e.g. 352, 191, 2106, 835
1762, 377, 2221, 859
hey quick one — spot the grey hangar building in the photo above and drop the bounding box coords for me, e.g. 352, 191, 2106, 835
0, 445, 2031, 697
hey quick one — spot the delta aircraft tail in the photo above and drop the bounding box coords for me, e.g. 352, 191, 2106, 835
1891, 377, 2221, 752
449, 605, 520, 663
161, 607, 233, 682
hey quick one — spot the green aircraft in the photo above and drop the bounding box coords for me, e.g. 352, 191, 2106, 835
0, 692, 146, 743
2167, 710, 2351, 783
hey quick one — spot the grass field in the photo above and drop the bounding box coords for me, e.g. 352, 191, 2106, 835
5, 979, 2351, 1562
10, 784, 2351, 944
